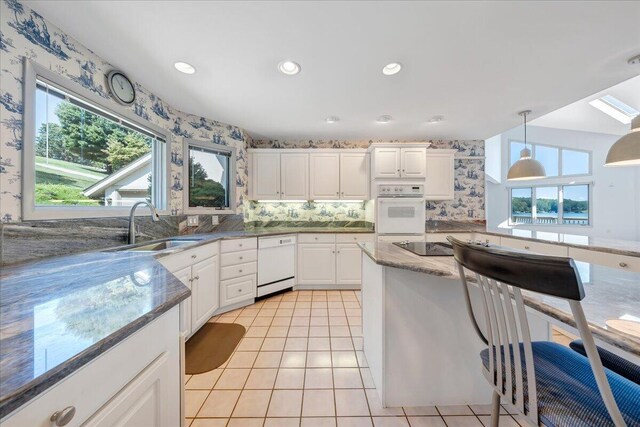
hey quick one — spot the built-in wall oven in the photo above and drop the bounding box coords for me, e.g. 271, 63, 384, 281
376, 184, 425, 235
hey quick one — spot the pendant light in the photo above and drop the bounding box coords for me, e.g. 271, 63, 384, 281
507, 110, 546, 181
605, 114, 640, 166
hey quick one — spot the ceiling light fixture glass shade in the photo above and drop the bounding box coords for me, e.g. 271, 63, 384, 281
376, 115, 392, 123
382, 62, 402, 76
605, 115, 640, 166
507, 110, 546, 181
278, 60, 301, 75
325, 116, 339, 124
174, 62, 196, 74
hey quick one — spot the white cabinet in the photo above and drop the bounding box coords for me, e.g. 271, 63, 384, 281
191, 256, 220, 331
251, 152, 280, 199
219, 237, 257, 310
336, 244, 363, 285
401, 147, 427, 177
425, 150, 455, 200
173, 266, 192, 338
297, 243, 337, 285
296, 234, 375, 287
373, 148, 402, 178
281, 153, 309, 200
221, 275, 257, 306
500, 237, 568, 257
340, 152, 370, 199
310, 152, 341, 200
371, 146, 427, 179
568, 247, 640, 272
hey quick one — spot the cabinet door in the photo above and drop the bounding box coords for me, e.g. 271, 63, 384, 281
220, 275, 256, 307
173, 266, 192, 338
424, 152, 454, 200
373, 148, 401, 178
310, 153, 340, 200
191, 256, 219, 331
297, 244, 337, 285
251, 152, 280, 199
281, 153, 309, 200
340, 152, 369, 199
83, 352, 173, 427
401, 147, 426, 177
336, 244, 362, 285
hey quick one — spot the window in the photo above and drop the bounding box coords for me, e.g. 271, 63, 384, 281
23, 61, 169, 219
509, 141, 591, 177
184, 140, 236, 213
510, 184, 590, 226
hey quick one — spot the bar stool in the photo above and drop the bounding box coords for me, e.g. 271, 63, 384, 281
448, 237, 640, 427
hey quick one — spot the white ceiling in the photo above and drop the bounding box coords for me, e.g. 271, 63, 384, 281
531, 75, 640, 136
27, 1, 640, 141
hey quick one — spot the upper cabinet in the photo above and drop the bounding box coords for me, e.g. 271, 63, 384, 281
281, 153, 309, 200
339, 152, 370, 199
249, 149, 369, 200
371, 145, 426, 178
424, 150, 456, 200
251, 152, 281, 199
310, 152, 340, 199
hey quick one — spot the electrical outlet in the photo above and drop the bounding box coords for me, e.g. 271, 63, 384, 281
187, 215, 199, 226
211, 215, 219, 225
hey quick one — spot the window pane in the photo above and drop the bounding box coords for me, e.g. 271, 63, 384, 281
534, 145, 559, 176
562, 185, 589, 225
510, 141, 525, 166
511, 188, 532, 224
188, 146, 230, 208
562, 149, 589, 175
35, 84, 157, 207
535, 186, 558, 224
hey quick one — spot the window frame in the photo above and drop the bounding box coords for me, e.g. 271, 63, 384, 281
182, 138, 236, 215
508, 139, 592, 178
22, 59, 171, 220
508, 183, 592, 227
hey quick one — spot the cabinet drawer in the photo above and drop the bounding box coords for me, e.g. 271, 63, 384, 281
221, 249, 257, 267
297, 234, 336, 243
500, 237, 568, 257
569, 247, 640, 272
425, 233, 471, 243
158, 242, 219, 272
221, 261, 257, 280
336, 233, 375, 243
221, 238, 257, 253
1, 308, 179, 427
221, 275, 256, 306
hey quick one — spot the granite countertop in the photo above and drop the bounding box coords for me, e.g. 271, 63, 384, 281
425, 220, 487, 234
0, 226, 374, 417
358, 241, 640, 357
481, 228, 640, 257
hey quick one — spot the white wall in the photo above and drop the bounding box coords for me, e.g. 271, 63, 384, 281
486, 125, 640, 240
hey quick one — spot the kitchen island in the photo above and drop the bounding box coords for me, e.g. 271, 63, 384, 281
358, 241, 640, 407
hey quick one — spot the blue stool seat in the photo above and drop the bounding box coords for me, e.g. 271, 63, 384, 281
480, 341, 640, 427
569, 339, 640, 385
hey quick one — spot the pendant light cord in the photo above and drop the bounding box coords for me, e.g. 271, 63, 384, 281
523, 111, 528, 149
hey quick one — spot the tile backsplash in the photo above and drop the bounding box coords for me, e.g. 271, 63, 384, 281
244, 200, 371, 223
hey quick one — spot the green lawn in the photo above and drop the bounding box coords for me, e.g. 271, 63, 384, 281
35, 156, 107, 205
35, 156, 107, 176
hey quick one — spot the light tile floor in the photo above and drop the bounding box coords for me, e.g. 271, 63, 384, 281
185, 290, 527, 427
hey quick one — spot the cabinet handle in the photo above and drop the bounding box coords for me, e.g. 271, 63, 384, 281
524, 246, 530, 250
239, 256, 243, 260
238, 289, 243, 293
314, 237, 318, 240
239, 269, 243, 273
188, 278, 194, 282
332, 250, 335, 253
191, 254, 197, 259
194, 276, 200, 280
619, 262, 628, 268
336, 192, 339, 195
50, 406, 76, 426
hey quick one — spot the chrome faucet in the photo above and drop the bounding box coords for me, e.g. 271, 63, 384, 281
128, 201, 160, 244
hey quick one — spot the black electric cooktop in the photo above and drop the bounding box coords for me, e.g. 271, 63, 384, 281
393, 242, 454, 256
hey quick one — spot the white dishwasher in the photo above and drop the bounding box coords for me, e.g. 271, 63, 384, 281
257, 235, 296, 297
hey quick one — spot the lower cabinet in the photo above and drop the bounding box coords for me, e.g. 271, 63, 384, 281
221, 275, 257, 307
190, 256, 220, 332
297, 243, 337, 285
336, 244, 363, 285
1, 308, 181, 427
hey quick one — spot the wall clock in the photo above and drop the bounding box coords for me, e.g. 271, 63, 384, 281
106, 70, 136, 106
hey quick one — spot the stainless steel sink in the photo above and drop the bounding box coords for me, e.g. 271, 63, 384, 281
112, 239, 201, 252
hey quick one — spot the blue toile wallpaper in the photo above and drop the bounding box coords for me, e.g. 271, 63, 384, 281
0, 0, 250, 223
250, 139, 485, 220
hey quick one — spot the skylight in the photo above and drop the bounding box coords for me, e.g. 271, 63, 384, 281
589, 95, 639, 124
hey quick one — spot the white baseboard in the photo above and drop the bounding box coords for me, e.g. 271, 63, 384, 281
294, 283, 361, 291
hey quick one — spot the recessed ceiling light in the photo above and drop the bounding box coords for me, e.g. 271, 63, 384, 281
278, 60, 301, 75
376, 115, 392, 123
325, 116, 339, 124
427, 116, 444, 124
589, 95, 639, 124
174, 62, 196, 74
382, 62, 402, 76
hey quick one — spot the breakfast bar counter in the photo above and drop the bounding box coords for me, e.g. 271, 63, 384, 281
357, 241, 640, 407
